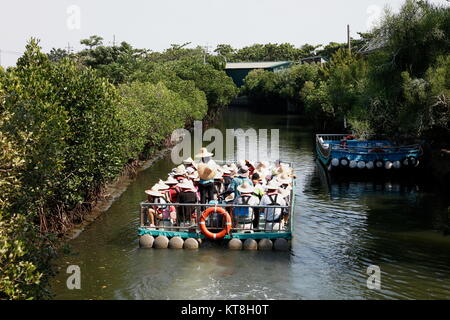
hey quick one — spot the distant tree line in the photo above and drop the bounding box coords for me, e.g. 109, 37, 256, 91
242, 0, 449, 142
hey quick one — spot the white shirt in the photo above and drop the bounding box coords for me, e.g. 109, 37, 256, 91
259, 193, 286, 222
233, 194, 260, 220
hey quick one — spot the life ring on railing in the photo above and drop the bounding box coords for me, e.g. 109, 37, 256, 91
199, 207, 232, 240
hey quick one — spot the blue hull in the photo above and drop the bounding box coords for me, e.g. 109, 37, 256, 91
316, 135, 423, 171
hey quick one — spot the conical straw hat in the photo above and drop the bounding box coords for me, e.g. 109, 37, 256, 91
145, 186, 164, 197
277, 174, 292, 185
195, 147, 214, 158
178, 179, 195, 191
165, 176, 179, 185
182, 157, 194, 165
224, 193, 235, 202
237, 166, 249, 178
197, 162, 217, 180
237, 181, 255, 193
221, 165, 231, 174
157, 180, 169, 190
265, 179, 280, 190
187, 171, 199, 180
174, 164, 186, 176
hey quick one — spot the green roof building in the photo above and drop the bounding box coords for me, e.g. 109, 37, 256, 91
225, 61, 292, 87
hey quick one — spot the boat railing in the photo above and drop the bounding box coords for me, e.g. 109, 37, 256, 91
329, 144, 422, 154
316, 134, 348, 142
316, 134, 421, 154
139, 201, 293, 234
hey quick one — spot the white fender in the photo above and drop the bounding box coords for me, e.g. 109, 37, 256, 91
385, 161, 393, 169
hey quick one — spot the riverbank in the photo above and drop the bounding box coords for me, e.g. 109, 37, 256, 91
63, 147, 172, 240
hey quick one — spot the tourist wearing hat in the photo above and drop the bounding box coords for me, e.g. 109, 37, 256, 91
233, 181, 260, 232
245, 160, 256, 176
176, 179, 198, 226
221, 165, 233, 192
259, 180, 287, 232
226, 166, 253, 197
197, 162, 217, 205
251, 172, 265, 199
156, 180, 171, 203
213, 171, 224, 195
276, 173, 293, 201
195, 147, 214, 164
173, 164, 187, 183
144, 186, 176, 228
182, 157, 197, 170
165, 176, 180, 203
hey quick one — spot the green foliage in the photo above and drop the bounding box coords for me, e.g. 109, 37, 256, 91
117, 81, 207, 160
241, 69, 283, 104
242, 62, 322, 106
0, 115, 52, 300
301, 81, 333, 122
230, 43, 320, 62
170, 59, 238, 109
241, 0, 449, 141
1, 39, 123, 233
78, 40, 149, 84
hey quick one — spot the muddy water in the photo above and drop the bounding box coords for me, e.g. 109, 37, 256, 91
51, 107, 450, 300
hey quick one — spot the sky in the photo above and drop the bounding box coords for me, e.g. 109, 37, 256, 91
0, 0, 448, 67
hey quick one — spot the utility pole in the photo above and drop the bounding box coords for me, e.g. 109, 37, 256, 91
66, 42, 73, 54
113, 34, 116, 47
203, 44, 211, 64
347, 24, 351, 53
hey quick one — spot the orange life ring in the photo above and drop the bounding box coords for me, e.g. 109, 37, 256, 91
199, 207, 232, 240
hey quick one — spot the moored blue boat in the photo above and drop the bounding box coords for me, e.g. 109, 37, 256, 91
316, 134, 423, 172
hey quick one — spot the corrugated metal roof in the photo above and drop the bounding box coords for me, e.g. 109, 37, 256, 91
225, 61, 291, 69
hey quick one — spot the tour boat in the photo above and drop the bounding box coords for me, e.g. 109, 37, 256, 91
316, 134, 423, 172
137, 160, 295, 251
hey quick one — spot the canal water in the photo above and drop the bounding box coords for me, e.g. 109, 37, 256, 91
51, 106, 450, 300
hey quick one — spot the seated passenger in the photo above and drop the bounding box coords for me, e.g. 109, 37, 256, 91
156, 180, 171, 203
276, 173, 293, 202
233, 182, 260, 232
251, 172, 265, 199
183, 157, 197, 170
250, 172, 265, 229
221, 165, 233, 191
177, 180, 198, 226
173, 164, 187, 182
227, 166, 253, 197
213, 171, 224, 197
165, 176, 180, 203
260, 180, 287, 232
144, 186, 176, 228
